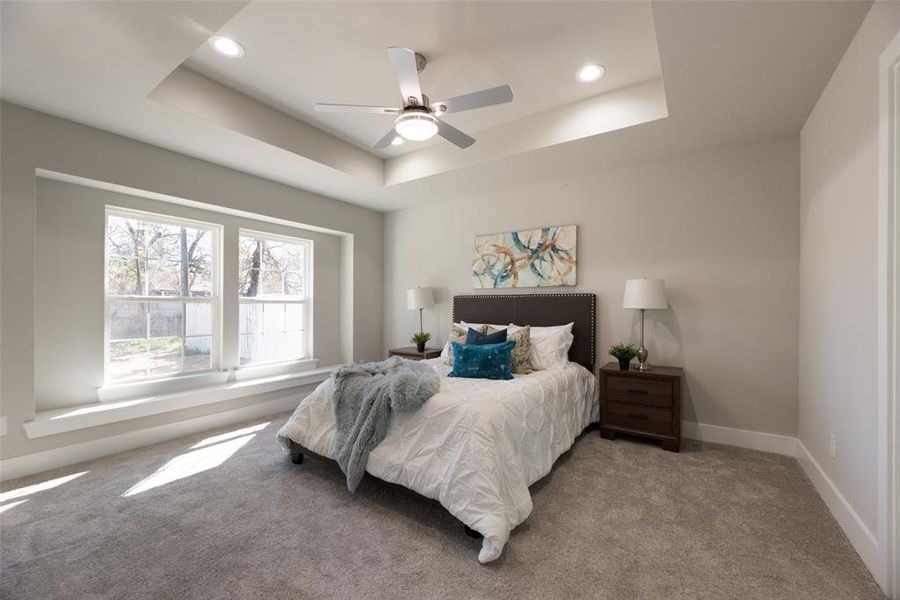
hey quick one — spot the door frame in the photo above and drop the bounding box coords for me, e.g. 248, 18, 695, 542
877, 27, 900, 599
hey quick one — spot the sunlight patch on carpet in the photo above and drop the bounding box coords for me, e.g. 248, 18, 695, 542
191, 422, 270, 449
0, 471, 87, 503
122, 434, 255, 497
0, 499, 30, 514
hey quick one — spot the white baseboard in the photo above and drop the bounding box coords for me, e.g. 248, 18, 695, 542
795, 440, 883, 586
682, 420, 883, 590
682, 421, 798, 456
0, 394, 300, 482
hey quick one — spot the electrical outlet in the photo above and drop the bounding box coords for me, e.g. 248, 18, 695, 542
829, 432, 837, 460
0, 416, 7, 437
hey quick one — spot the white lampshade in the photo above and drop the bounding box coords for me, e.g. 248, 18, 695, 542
623, 278, 667, 310
407, 287, 434, 310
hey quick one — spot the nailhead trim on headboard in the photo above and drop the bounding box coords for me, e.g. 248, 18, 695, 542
452, 293, 597, 367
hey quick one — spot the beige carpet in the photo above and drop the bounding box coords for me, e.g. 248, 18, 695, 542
0, 413, 885, 599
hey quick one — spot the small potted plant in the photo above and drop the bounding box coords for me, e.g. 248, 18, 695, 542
411, 331, 432, 353
609, 342, 638, 371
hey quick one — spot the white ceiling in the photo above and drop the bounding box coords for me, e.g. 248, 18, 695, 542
183, 1, 662, 157
0, 1, 873, 212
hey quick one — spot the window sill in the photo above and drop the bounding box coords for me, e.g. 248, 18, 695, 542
97, 371, 230, 403
96, 360, 320, 403
233, 358, 320, 382
24, 367, 335, 439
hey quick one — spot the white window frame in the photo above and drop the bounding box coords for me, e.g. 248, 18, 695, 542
237, 228, 314, 369
104, 207, 223, 384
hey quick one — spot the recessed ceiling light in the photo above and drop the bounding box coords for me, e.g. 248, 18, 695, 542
576, 64, 605, 83
390, 136, 405, 146
209, 36, 244, 58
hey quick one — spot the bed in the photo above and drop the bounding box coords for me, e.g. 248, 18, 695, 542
277, 293, 598, 563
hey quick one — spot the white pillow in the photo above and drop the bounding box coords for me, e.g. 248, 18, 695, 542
509, 322, 574, 370
515, 322, 573, 336
439, 322, 464, 360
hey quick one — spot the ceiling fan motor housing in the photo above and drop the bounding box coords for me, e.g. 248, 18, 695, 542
407, 93, 430, 109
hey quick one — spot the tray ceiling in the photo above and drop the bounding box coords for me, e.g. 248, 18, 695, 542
182, 1, 662, 158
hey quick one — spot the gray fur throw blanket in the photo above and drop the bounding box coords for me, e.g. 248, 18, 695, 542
333, 356, 441, 492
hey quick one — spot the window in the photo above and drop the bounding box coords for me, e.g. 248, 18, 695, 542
238, 231, 311, 365
105, 209, 219, 382
102, 207, 313, 388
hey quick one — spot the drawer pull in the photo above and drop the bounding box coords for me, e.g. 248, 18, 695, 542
627, 413, 649, 420
628, 389, 649, 396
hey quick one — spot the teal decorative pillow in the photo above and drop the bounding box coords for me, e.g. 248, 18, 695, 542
448, 341, 515, 380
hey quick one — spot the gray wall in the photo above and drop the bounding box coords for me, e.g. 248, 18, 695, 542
0, 102, 383, 460
799, 1, 900, 535
34, 178, 344, 410
384, 137, 800, 436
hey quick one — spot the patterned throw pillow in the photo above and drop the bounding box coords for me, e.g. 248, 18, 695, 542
445, 323, 488, 365
448, 341, 515, 380
488, 325, 533, 374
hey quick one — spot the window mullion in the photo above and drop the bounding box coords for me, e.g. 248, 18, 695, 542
144, 300, 151, 378
180, 299, 185, 374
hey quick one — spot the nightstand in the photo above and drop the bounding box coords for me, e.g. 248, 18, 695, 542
388, 346, 442, 361
598, 362, 683, 452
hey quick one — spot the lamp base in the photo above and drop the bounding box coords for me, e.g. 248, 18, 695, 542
636, 346, 651, 371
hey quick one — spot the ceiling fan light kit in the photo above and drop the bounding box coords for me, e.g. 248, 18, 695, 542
315, 47, 514, 150
395, 111, 439, 141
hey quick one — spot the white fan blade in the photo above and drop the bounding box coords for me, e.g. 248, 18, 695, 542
436, 119, 475, 148
386, 47, 423, 107
315, 103, 400, 114
372, 128, 400, 150
432, 85, 513, 115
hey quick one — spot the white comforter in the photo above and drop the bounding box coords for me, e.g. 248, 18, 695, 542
277, 358, 598, 563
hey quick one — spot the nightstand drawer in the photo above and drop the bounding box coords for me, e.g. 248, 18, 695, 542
606, 377, 672, 408
605, 402, 673, 435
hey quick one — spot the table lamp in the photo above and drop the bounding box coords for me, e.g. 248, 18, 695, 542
407, 287, 434, 346
623, 278, 667, 371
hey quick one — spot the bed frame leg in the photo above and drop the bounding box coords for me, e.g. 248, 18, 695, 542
464, 525, 482, 539
290, 442, 304, 465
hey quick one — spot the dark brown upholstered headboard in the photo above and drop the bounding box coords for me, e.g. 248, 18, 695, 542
452, 293, 597, 371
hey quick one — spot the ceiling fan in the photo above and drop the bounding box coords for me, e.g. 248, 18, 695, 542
314, 47, 513, 150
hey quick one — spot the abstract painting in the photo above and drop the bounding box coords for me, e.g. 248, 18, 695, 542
472, 225, 577, 288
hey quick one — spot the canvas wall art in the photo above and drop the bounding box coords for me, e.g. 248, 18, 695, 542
472, 225, 577, 288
